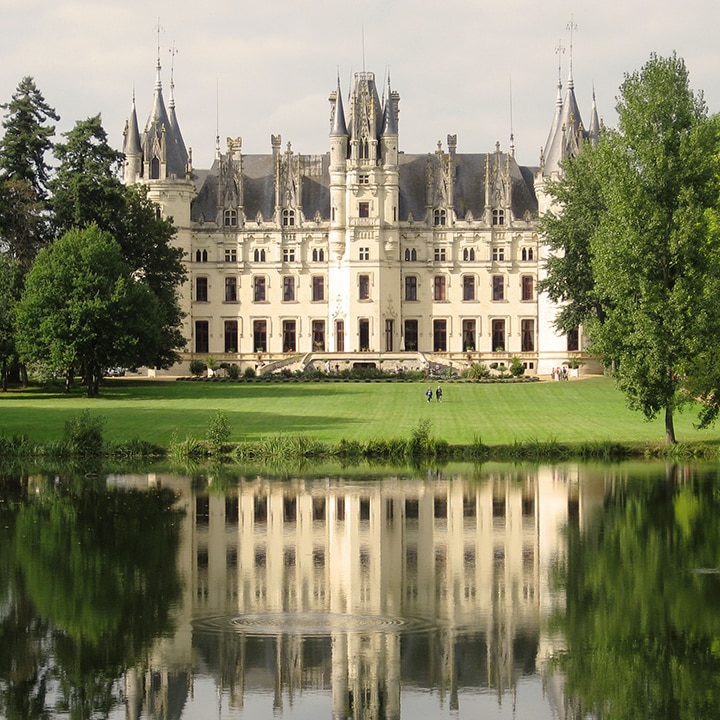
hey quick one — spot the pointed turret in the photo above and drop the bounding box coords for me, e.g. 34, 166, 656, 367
122, 91, 142, 183
587, 88, 600, 146
142, 56, 188, 179
381, 73, 398, 136
542, 70, 585, 176
331, 76, 348, 137
167, 60, 189, 166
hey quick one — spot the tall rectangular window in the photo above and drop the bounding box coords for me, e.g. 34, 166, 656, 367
434, 247, 447, 262
359, 247, 370, 260
567, 326, 580, 352
462, 275, 475, 301
283, 320, 296, 352
433, 275, 446, 301
283, 276, 295, 302
312, 276, 324, 302
492, 275, 504, 301
405, 276, 417, 301
253, 276, 266, 302
433, 319, 447, 352
492, 247, 505, 262
462, 319, 476, 351
521, 275, 534, 301
224, 320, 238, 353
312, 320, 325, 351
521, 319, 535, 352
196, 277, 208, 302
492, 319, 506, 351
224, 277, 237, 302
359, 201, 370, 218
385, 319, 394, 352
195, 320, 209, 353
358, 318, 370, 350
335, 320, 345, 352
253, 320, 267, 352
404, 319, 418, 351
359, 274, 370, 300
282, 247, 295, 262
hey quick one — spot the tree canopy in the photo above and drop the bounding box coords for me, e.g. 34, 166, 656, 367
15, 225, 164, 396
51, 115, 187, 370
539, 53, 720, 443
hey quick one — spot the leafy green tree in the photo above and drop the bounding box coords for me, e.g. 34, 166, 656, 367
0, 76, 58, 200
50, 114, 125, 233
15, 225, 162, 396
0, 254, 22, 391
539, 54, 720, 443
51, 116, 187, 368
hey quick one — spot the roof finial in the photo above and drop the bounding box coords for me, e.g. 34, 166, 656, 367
168, 41, 178, 108
567, 14, 578, 86
361, 25, 366, 73
555, 38, 565, 87
154, 19, 163, 89
509, 75, 515, 157
215, 77, 221, 160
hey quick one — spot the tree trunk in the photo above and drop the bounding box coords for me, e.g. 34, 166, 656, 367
665, 406, 676, 444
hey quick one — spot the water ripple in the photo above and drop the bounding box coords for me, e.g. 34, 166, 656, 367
193, 611, 435, 637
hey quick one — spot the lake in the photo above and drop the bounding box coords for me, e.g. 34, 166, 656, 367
1, 461, 719, 719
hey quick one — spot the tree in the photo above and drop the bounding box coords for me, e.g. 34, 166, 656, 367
51, 116, 187, 368
539, 54, 720, 443
0, 254, 22, 391
15, 225, 163, 396
0, 76, 58, 200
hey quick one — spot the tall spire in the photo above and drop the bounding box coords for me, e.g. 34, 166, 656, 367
167, 41, 188, 162
141, 22, 189, 179
381, 71, 397, 136
331, 74, 348, 136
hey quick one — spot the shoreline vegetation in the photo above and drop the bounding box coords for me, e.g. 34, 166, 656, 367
2, 375, 720, 466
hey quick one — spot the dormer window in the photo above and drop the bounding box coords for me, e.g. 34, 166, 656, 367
224, 209, 237, 227
282, 209, 295, 226
492, 209, 505, 226
433, 209, 446, 226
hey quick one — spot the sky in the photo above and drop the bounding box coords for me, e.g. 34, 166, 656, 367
2, 0, 719, 169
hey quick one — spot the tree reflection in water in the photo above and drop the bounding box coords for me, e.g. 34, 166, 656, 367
1, 463, 719, 719
555, 464, 720, 719
0, 472, 182, 720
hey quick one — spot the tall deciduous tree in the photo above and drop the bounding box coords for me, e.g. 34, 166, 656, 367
15, 225, 162, 396
51, 116, 187, 368
539, 53, 720, 443
0, 254, 21, 391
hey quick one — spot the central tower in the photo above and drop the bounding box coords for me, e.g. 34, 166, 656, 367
328, 72, 400, 352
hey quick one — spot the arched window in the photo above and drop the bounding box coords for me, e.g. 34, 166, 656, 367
463, 247, 475, 262
254, 248, 266, 263
411, 248, 417, 261
404, 248, 411, 261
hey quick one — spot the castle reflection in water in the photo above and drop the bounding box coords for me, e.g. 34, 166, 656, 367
116, 465, 605, 719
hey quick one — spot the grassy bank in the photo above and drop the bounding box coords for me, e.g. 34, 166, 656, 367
1, 376, 720, 455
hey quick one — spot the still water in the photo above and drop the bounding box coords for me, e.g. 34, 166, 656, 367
1, 462, 719, 719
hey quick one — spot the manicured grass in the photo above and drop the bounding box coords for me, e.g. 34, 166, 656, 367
1, 376, 719, 447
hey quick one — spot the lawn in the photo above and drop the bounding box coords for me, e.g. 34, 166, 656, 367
1, 376, 718, 447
